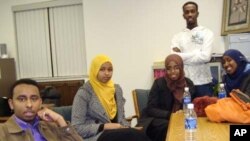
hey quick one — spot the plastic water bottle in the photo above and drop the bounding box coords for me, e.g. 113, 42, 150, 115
185, 103, 197, 141
183, 87, 191, 116
218, 83, 226, 99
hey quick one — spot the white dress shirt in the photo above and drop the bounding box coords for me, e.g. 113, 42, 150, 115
170, 26, 214, 85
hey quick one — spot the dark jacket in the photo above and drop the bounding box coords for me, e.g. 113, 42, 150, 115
137, 77, 195, 131
0, 116, 83, 141
240, 74, 250, 96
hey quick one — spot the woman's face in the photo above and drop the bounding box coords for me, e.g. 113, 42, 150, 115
222, 55, 238, 75
97, 62, 113, 83
165, 61, 181, 80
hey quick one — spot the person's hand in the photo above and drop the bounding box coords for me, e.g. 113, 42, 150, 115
104, 123, 127, 130
133, 126, 143, 130
173, 47, 181, 52
175, 110, 183, 113
37, 107, 67, 127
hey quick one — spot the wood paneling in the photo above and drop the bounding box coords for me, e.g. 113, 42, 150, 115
0, 58, 17, 97
38, 80, 84, 106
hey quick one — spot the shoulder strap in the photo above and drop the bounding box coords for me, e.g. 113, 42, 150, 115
230, 89, 250, 110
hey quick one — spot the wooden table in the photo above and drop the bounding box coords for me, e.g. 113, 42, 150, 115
166, 112, 230, 141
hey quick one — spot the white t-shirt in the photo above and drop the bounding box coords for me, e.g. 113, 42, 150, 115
170, 26, 214, 85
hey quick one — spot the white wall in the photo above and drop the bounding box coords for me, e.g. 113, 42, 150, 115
0, 0, 225, 119
83, 0, 225, 118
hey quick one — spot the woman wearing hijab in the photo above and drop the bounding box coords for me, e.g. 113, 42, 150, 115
137, 54, 195, 141
222, 49, 250, 95
71, 55, 151, 141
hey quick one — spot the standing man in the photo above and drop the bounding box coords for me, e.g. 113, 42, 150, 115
0, 78, 83, 141
171, 1, 214, 97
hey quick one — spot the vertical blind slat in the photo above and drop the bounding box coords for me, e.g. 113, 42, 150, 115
15, 9, 52, 78
50, 4, 85, 77
15, 3, 86, 79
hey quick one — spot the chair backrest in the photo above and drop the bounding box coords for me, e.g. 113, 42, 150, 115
0, 97, 11, 116
40, 86, 61, 106
52, 106, 72, 122
132, 89, 150, 118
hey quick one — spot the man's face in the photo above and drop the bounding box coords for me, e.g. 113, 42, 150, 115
8, 84, 42, 123
183, 4, 199, 26
97, 62, 113, 83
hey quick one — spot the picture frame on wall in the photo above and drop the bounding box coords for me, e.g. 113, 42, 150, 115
221, 0, 250, 36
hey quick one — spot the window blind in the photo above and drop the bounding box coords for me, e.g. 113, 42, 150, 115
14, 2, 86, 79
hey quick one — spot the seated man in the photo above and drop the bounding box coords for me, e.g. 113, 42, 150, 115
0, 78, 83, 141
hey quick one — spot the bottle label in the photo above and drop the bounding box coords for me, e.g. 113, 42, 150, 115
218, 92, 226, 99
185, 118, 197, 129
183, 97, 191, 104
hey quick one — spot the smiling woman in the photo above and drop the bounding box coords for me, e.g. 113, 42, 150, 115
221, 49, 250, 95
137, 54, 196, 141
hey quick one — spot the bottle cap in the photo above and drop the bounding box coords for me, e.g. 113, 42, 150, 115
220, 83, 224, 88
187, 103, 194, 109
184, 87, 189, 91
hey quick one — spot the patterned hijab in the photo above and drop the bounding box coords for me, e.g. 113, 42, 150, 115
222, 49, 250, 93
165, 54, 187, 112
89, 55, 117, 120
